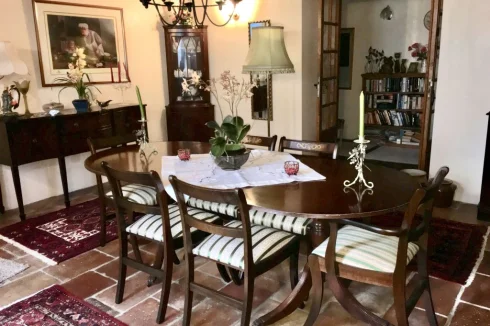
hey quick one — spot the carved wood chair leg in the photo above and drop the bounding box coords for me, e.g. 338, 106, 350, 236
148, 244, 165, 287
393, 275, 409, 326
99, 201, 107, 247
129, 235, 143, 263
217, 264, 232, 283
290, 241, 300, 290
116, 234, 128, 304
304, 255, 324, 326
156, 253, 174, 324
418, 244, 438, 326
229, 268, 244, 286
241, 273, 255, 326
183, 254, 195, 326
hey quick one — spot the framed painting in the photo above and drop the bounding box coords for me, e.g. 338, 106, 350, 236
248, 20, 272, 121
32, 0, 129, 87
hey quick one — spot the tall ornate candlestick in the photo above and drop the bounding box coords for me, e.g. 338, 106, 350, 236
343, 137, 374, 189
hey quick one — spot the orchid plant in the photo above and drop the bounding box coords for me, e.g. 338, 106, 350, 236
184, 70, 256, 157
55, 47, 100, 101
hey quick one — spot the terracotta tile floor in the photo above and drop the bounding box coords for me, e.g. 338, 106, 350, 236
0, 186, 490, 325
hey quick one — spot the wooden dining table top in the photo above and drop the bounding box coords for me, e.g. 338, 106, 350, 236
84, 141, 418, 220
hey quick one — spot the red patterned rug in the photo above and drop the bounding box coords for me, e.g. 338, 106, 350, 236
371, 214, 489, 285
0, 285, 126, 325
0, 199, 116, 265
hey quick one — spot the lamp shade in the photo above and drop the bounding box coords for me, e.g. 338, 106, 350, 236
0, 41, 28, 77
243, 26, 294, 74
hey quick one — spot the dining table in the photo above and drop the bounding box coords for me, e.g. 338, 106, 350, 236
84, 141, 418, 326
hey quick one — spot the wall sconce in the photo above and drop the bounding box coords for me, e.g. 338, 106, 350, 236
222, 0, 255, 23
380, 6, 394, 20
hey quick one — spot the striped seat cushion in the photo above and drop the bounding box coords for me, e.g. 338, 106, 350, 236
187, 198, 312, 235
126, 204, 220, 241
106, 184, 157, 206
312, 225, 419, 273
193, 220, 298, 270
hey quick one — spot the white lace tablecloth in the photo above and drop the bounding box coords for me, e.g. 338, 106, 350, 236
161, 150, 326, 200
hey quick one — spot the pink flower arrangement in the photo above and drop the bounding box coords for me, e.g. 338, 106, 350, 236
408, 43, 428, 61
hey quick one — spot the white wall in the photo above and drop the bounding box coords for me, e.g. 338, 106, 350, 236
0, 0, 167, 210
430, 0, 490, 204
340, 0, 430, 139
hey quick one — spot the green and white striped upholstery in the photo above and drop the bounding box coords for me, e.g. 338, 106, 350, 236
106, 184, 157, 206
193, 220, 298, 270
187, 198, 312, 236
312, 225, 419, 273
126, 204, 220, 241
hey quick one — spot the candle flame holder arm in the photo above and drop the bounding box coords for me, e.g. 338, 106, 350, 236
343, 138, 374, 189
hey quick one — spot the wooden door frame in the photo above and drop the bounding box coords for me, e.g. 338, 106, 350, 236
419, 0, 443, 171
316, 0, 342, 142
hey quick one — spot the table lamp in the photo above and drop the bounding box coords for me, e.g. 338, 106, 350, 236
243, 26, 294, 136
0, 41, 29, 116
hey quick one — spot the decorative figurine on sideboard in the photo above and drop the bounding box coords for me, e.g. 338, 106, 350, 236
96, 99, 112, 108
1, 85, 21, 116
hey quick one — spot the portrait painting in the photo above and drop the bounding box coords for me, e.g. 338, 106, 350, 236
33, 0, 129, 86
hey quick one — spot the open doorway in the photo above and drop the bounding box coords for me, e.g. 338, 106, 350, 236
317, 0, 443, 171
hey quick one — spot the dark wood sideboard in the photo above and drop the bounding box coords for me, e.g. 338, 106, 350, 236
479, 112, 490, 220
0, 104, 144, 220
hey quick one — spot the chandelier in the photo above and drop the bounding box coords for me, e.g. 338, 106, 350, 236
139, 0, 242, 27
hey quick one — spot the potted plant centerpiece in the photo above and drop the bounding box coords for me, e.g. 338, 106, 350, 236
55, 48, 100, 113
185, 71, 255, 170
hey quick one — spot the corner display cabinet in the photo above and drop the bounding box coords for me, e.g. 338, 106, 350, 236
164, 25, 214, 141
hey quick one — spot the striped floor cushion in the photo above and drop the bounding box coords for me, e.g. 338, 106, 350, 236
126, 204, 220, 241
106, 184, 157, 206
312, 225, 419, 273
187, 198, 312, 235
193, 220, 298, 270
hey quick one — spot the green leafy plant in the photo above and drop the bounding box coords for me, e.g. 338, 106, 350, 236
54, 47, 100, 101
184, 71, 255, 157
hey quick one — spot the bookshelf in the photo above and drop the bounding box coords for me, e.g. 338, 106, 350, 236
362, 73, 427, 148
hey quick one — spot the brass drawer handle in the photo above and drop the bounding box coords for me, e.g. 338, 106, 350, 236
32, 138, 38, 143
73, 122, 79, 128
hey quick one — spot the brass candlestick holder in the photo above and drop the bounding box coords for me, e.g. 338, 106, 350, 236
343, 137, 374, 189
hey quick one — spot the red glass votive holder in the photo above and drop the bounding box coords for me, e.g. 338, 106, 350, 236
178, 149, 191, 161
284, 161, 299, 176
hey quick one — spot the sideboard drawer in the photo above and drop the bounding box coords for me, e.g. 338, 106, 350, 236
114, 107, 141, 136
9, 119, 59, 165
61, 126, 113, 156
62, 112, 111, 135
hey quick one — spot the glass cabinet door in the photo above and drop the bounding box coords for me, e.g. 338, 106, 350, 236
171, 36, 204, 102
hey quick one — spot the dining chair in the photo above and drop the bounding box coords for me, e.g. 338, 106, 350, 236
278, 136, 338, 159
169, 175, 301, 326
304, 166, 450, 326
88, 135, 156, 247
242, 134, 278, 151
101, 162, 221, 324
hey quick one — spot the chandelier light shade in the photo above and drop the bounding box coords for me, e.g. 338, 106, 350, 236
139, 0, 242, 27
0, 41, 28, 78
242, 26, 295, 75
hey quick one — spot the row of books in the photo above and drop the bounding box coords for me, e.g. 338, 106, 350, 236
365, 110, 421, 127
365, 77, 425, 93
387, 130, 421, 146
366, 94, 423, 110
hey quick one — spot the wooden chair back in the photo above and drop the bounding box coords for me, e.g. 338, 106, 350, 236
242, 134, 277, 151
169, 175, 254, 271
87, 134, 137, 155
101, 162, 174, 243
278, 137, 338, 159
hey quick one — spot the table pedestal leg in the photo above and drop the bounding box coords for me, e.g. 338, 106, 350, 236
252, 266, 312, 326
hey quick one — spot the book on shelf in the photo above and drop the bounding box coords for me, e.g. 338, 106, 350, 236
366, 94, 423, 110
365, 76, 425, 93
365, 110, 421, 128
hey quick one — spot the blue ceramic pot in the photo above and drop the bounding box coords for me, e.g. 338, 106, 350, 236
72, 99, 90, 113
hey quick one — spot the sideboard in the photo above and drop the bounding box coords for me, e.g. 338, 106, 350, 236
0, 104, 144, 220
